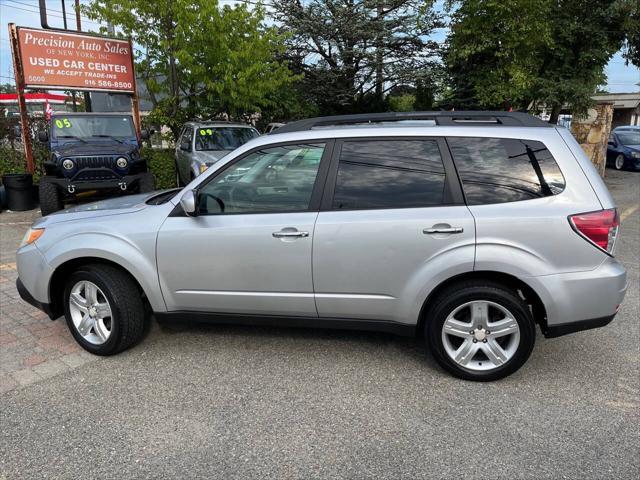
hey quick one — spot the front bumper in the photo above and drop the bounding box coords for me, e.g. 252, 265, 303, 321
42, 172, 148, 194
16, 278, 56, 319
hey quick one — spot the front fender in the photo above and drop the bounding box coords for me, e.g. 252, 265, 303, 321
42, 232, 167, 312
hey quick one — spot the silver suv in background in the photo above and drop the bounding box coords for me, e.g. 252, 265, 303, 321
16, 112, 627, 381
175, 121, 259, 185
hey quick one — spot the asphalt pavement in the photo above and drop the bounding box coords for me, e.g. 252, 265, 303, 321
0, 169, 638, 479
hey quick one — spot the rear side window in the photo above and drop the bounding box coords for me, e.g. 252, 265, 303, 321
447, 137, 565, 205
332, 140, 447, 210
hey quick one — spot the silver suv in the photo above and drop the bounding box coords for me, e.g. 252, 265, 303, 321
16, 112, 628, 381
175, 121, 259, 185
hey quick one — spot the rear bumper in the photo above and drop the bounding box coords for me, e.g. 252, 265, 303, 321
526, 256, 627, 337
42, 172, 148, 193
542, 314, 616, 338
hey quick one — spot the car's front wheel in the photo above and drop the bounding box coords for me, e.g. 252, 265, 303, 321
426, 280, 536, 381
138, 172, 156, 193
614, 154, 625, 170
63, 264, 146, 355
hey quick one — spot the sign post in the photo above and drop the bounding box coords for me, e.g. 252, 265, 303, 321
8, 23, 35, 174
8, 25, 138, 173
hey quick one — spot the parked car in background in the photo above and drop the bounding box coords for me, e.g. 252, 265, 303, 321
264, 122, 285, 134
16, 112, 627, 381
37, 113, 154, 216
607, 126, 640, 171
175, 121, 260, 186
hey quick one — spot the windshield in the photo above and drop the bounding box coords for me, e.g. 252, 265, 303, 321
617, 132, 640, 146
52, 115, 135, 138
195, 127, 258, 151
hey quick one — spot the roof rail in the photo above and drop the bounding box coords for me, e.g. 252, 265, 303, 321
272, 111, 552, 134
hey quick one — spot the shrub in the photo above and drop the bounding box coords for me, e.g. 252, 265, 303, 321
142, 148, 176, 190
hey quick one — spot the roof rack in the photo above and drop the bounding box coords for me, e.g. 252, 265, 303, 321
272, 111, 552, 134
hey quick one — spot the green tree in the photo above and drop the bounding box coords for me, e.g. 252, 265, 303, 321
0, 83, 16, 93
84, 0, 296, 137
274, 1, 443, 115
445, 0, 630, 122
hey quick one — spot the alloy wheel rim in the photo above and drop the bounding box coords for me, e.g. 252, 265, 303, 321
615, 155, 624, 169
68, 280, 113, 345
441, 300, 520, 372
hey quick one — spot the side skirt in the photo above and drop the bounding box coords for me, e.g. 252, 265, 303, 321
154, 311, 417, 337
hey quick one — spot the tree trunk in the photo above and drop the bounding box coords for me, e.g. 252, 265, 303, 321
548, 104, 561, 124
374, 2, 384, 101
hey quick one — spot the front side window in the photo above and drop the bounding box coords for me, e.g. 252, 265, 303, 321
52, 115, 134, 138
332, 139, 447, 210
198, 143, 325, 214
447, 137, 565, 205
195, 127, 259, 151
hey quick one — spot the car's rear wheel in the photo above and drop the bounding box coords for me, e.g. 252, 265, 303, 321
63, 265, 146, 355
39, 180, 64, 216
426, 280, 536, 381
614, 154, 625, 170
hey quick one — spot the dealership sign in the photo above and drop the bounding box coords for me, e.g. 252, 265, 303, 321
16, 27, 135, 93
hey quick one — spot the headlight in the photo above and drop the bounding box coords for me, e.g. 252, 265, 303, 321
62, 159, 74, 170
631, 151, 640, 159
20, 228, 45, 248
199, 163, 208, 174
116, 157, 128, 168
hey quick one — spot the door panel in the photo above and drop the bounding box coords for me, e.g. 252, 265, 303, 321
313, 207, 475, 323
313, 137, 474, 324
157, 212, 318, 315
157, 141, 330, 317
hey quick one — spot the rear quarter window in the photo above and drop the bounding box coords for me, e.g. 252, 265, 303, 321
447, 137, 565, 205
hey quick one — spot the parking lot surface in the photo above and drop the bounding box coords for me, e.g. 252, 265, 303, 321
0, 169, 638, 479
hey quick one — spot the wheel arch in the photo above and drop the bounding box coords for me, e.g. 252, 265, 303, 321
48, 257, 155, 319
416, 270, 548, 335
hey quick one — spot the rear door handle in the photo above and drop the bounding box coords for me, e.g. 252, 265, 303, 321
272, 230, 309, 238
423, 227, 464, 234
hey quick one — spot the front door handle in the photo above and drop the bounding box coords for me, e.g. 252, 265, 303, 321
272, 230, 309, 238
423, 227, 464, 234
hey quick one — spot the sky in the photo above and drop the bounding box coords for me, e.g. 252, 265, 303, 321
1, 0, 638, 94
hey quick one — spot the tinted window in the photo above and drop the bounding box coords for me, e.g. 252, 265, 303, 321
448, 137, 565, 205
332, 140, 447, 210
198, 143, 324, 214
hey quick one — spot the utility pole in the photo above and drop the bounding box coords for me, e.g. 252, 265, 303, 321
71, 0, 92, 112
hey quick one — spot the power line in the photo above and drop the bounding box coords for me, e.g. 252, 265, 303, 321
2, 1, 104, 26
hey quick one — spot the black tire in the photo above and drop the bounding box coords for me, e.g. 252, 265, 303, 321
63, 264, 146, 355
614, 154, 625, 171
425, 280, 536, 381
175, 162, 184, 187
138, 172, 156, 193
39, 180, 64, 216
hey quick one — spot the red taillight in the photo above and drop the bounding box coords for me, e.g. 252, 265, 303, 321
569, 208, 619, 255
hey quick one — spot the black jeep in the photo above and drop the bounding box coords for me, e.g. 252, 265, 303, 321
38, 112, 155, 216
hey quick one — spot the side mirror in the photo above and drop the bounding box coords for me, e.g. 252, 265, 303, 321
608, 140, 615, 146
180, 190, 197, 216
38, 131, 49, 143
180, 141, 191, 152
140, 129, 150, 140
